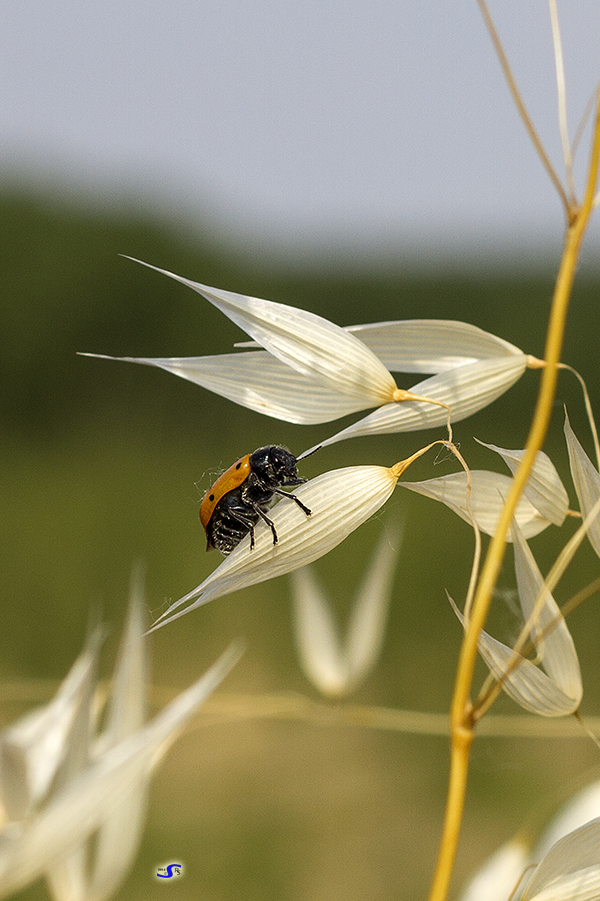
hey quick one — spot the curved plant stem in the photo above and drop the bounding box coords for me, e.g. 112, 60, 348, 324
427, 87, 600, 901
477, 0, 570, 214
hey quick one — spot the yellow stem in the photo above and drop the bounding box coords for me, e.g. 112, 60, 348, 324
428, 726, 473, 901
427, 88, 600, 901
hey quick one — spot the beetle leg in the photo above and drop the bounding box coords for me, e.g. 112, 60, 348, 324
252, 505, 279, 545
271, 487, 312, 517
222, 508, 258, 550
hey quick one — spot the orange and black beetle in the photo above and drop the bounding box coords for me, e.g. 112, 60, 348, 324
200, 445, 312, 555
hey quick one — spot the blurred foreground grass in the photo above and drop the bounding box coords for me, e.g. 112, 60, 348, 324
2, 189, 600, 900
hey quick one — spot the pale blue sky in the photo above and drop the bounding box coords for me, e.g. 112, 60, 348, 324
2, 1, 600, 264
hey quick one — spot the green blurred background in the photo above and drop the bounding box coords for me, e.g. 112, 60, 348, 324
2, 187, 600, 900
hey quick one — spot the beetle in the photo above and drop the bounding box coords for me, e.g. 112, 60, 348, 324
199, 445, 312, 555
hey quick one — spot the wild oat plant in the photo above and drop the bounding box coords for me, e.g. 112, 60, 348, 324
3, 4, 600, 900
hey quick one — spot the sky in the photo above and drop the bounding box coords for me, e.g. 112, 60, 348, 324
2, 1, 600, 265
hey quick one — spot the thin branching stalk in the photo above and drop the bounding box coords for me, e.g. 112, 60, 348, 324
558, 363, 600, 467
473, 489, 600, 720
549, 0, 575, 200
560, 575, 600, 622
7, 681, 600, 738
427, 87, 600, 901
476, 0, 571, 214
